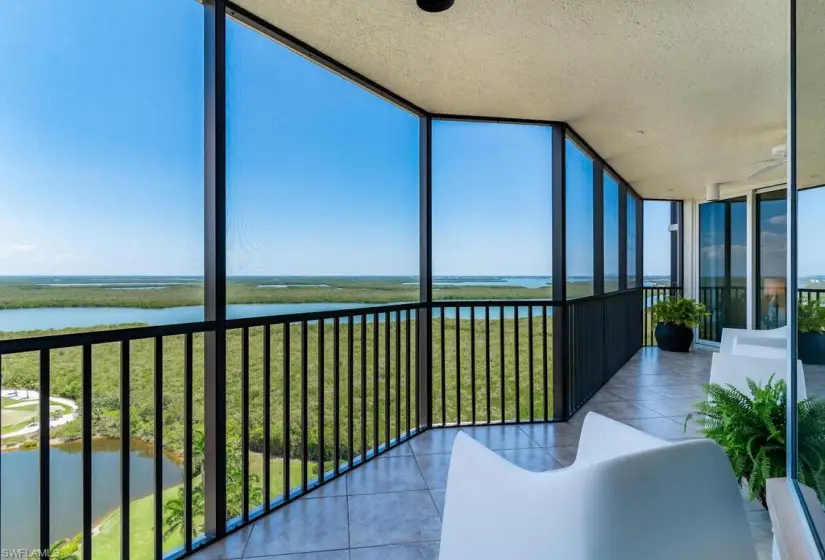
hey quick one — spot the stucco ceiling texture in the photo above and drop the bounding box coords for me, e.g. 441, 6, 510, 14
235, 0, 790, 199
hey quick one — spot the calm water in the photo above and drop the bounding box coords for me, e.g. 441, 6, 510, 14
0, 439, 182, 552
0, 303, 560, 332
0, 303, 368, 332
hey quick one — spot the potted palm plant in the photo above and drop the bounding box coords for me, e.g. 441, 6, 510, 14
687, 377, 825, 508
799, 300, 825, 365
649, 296, 708, 352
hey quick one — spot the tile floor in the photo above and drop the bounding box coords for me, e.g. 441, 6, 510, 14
192, 346, 822, 560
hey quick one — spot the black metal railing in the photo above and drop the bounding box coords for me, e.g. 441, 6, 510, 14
221, 303, 422, 544
698, 286, 748, 342
429, 302, 559, 426
569, 289, 643, 412
0, 291, 649, 559
642, 286, 684, 346
800, 288, 825, 304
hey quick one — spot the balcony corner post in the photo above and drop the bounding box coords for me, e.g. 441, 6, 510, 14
204, 0, 227, 539
417, 115, 433, 429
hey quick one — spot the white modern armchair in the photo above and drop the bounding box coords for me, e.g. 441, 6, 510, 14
720, 325, 788, 355
438, 413, 756, 560
710, 352, 806, 400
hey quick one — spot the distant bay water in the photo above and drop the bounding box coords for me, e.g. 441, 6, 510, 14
0, 303, 558, 332
0, 276, 563, 332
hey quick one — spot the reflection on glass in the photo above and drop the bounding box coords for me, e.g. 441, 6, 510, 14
756, 189, 787, 329
794, 0, 825, 536
729, 199, 748, 328
604, 174, 620, 292
226, 19, 420, 317
566, 139, 594, 298
432, 121, 553, 300
627, 195, 638, 288
698, 198, 746, 342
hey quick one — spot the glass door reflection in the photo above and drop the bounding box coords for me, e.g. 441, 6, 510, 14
698, 197, 747, 342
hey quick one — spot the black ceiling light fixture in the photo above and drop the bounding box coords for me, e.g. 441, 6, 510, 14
417, 0, 454, 13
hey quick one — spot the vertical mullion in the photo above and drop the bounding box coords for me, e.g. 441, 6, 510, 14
184, 333, 194, 546
528, 306, 534, 422
360, 315, 367, 459
385, 312, 391, 448
120, 341, 131, 559
318, 321, 325, 483
470, 306, 476, 425
241, 328, 250, 520
154, 336, 164, 558
500, 306, 505, 422
405, 309, 411, 436
440, 308, 446, 425
542, 306, 549, 421
262, 326, 271, 510
283, 324, 291, 502
395, 311, 401, 443
203, 0, 227, 536
418, 115, 433, 431
552, 125, 568, 421
485, 306, 491, 423
593, 162, 605, 295
333, 318, 340, 475
301, 321, 308, 492
82, 345, 93, 560
39, 350, 50, 554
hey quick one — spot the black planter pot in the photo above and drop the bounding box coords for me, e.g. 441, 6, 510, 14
654, 323, 694, 352
799, 332, 825, 365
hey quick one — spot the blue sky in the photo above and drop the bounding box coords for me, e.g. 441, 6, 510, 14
0, 0, 681, 278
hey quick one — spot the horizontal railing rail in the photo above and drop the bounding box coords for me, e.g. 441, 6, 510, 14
0, 292, 648, 559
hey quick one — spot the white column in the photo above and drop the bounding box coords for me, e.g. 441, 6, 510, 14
682, 198, 699, 301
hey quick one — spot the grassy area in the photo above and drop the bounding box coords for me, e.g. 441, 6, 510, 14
88, 455, 315, 559
0, 276, 588, 309
1, 313, 553, 455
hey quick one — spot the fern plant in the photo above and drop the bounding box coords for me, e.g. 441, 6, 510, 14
687, 376, 825, 508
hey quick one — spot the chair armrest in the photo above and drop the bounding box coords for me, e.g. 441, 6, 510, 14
573, 412, 668, 467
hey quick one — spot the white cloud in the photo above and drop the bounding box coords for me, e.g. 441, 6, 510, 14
0, 243, 36, 253
768, 215, 787, 225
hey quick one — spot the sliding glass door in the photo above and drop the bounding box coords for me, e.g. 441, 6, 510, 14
698, 197, 747, 342
755, 188, 787, 329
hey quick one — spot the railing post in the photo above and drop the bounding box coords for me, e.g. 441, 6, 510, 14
417, 115, 433, 428
204, 0, 227, 538
552, 126, 568, 420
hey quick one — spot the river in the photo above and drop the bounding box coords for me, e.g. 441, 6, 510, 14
0, 439, 182, 552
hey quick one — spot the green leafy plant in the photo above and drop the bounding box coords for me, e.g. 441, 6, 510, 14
798, 300, 825, 334
650, 297, 709, 328
49, 535, 81, 560
687, 376, 825, 507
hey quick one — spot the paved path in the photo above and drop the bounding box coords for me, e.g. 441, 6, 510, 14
1, 388, 79, 439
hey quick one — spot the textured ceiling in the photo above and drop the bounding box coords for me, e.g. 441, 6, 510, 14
234, 0, 797, 199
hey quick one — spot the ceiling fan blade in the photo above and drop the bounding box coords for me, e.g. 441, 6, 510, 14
747, 160, 785, 180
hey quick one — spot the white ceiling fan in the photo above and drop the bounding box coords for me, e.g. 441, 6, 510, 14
747, 144, 787, 180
